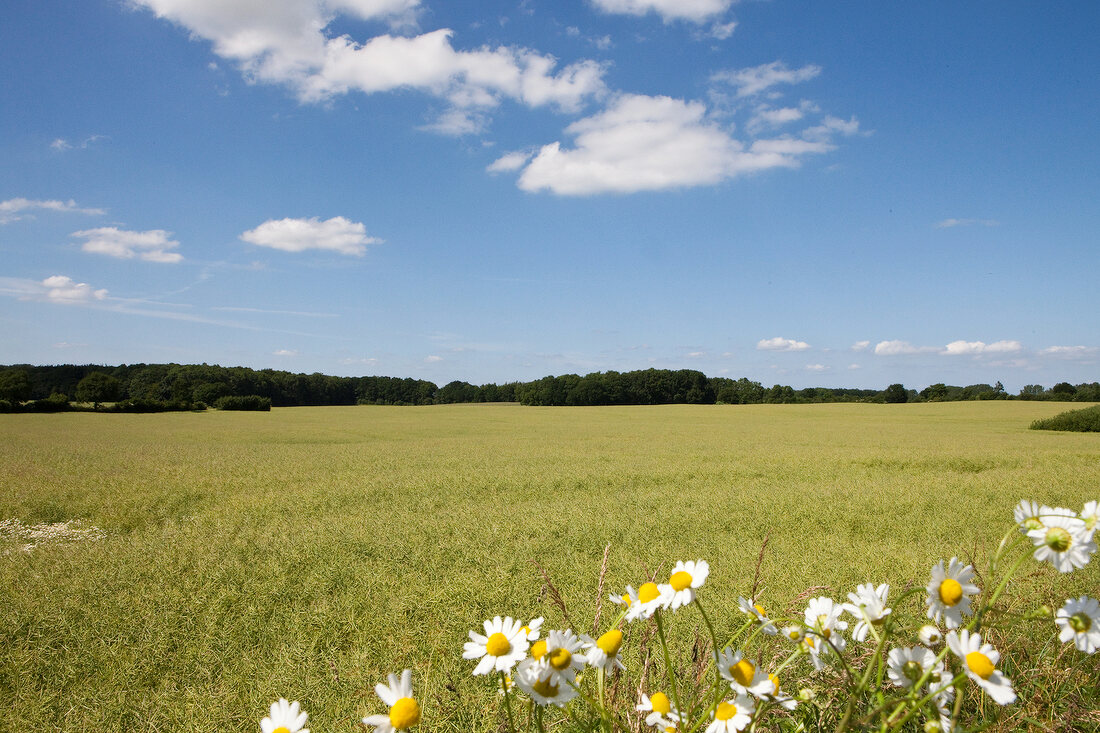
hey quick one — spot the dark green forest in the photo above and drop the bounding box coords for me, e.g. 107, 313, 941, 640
1, 363, 1097, 412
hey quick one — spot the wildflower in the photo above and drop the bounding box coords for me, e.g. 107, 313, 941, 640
1027, 508, 1096, 572
530, 629, 587, 684
704, 695, 754, 733
626, 581, 666, 621
760, 673, 797, 710
515, 658, 578, 707
843, 583, 891, 641
261, 698, 309, 733
462, 616, 530, 675
583, 628, 627, 674
886, 646, 937, 690
1056, 595, 1100, 654
1013, 500, 1045, 533
781, 625, 804, 643
611, 586, 639, 611
715, 647, 773, 698
914, 625, 941, 647
946, 630, 1016, 705
665, 560, 709, 610
637, 691, 678, 728
363, 670, 421, 733
497, 674, 515, 696
804, 596, 848, 647
1082, 500, 1099, 532
925, 558, 978, 628
737, 596, 778, 635
521, 617, 544, 641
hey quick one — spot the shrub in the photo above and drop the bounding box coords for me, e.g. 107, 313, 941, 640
214, 395, 271, 411
101, 399, 192, 413
1030, 405, 1100, 432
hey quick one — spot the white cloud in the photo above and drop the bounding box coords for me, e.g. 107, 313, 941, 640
487, 149, 533, 173
590, 0, 732, 23
935, 218, 1000, 229
425, 354, 443, 362
1040, 345, 1099, 358
686, 351, 705, 358
873, 340, 930, 356
71, 227, 183, 263
851, 340, 870, 351
49, 134, 106, 152
515, 94, 835, 195
847, 363, 861, 370
942, 340, 1022, 356
240, 216, 381, 256
709, 21, 737, 40
50, 138, 71, 151
711, 61, 822, 98
757, 337, 810, 352
746, 101, 815, 134
805, 363, 827, 372
273, 349, 299, 356
0, 197, 106, 224
132, 2, 606, 131
41, 275, 108, 303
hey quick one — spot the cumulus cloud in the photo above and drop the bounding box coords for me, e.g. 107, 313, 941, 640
0, 197, 105, 224
71, 227, 183, 263
240, 216, 381, 256
942, 340, 1022, 356
515, 94, 835, 195
757, 337, 810, 352
273, 349, 299, 356
425, 354, 443, 362
874, 340, 929, 356
41, 275, 108, 303
746, 101, 817, 134
805, 363, 827, 372
709, 21, 737, 39
487, 149, 533, 173
132, 1, 606, 131
935, 218, 1000, 229
1040, 345, 1099, 358
590, 0, 732, 23
851, 340, 870, 351
711, 61, 822, 98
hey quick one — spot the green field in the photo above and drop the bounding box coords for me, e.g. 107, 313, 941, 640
1, 402, 1098, 731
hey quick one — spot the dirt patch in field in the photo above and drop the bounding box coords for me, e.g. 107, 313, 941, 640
0, 517, 106, 554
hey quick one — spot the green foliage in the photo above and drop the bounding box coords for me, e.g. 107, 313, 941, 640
883, 383, 908, 403
1030, 405, 1100, 432
214, 395, 271, 411
0, 369, 32, 402
75, 372, 123, 406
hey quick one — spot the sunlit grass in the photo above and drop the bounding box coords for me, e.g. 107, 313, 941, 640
0, 402, 1097, 730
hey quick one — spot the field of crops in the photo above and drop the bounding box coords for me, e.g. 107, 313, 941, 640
1, 402, 1097, 731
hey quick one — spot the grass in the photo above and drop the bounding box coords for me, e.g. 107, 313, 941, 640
0, 402, 1097, 731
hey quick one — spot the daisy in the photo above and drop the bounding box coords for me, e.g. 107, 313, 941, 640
531, 629, 587, 684
886, 646, 937, 690
737, 596, 778, 635
611, 586, 640, 612
946, 630, 1016, 706
919, 625, 942, 646
1014, 500, 1045, 533
637, 691, 678, 729
462, 616, 530, 676
760, 673, 797, 711
843, 583, 891, 641
804, 596, 848, 650
583, 628, 626, 674
626, 581, 666, 622
925, 558, 979, 628
1056, 595, 1100, 654
515, 658, 578, 707
714, 647, 773, 698
363, 670, 421, 733
781, 625, 805, 643
665, 560, 709, 610
261, 698, 309, 733
704, 695, 754, 733
1082, 500, 1099, 532
521, 617, 544, 641
1027, 509, 1096, 572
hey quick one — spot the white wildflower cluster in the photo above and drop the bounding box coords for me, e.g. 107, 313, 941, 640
260, 498, 1100, 733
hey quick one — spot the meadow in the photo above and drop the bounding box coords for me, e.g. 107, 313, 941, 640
1, 402, 1098, 731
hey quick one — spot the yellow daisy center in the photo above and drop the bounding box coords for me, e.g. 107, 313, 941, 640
486, 632, 511, 657
532, 677, 559, 698
1022, 517, 1043, 531
389, 697, 421, 730
965, 651, 995, 681
622, 593, 633, 607
273, 728, 291, 733
530, 640, 547, 660
754, 603, 767, 618
816, 615, 831, 638
730, 659, 755, 687
649, 692, 671, 715
1069, 612, 1092, 633
639, 582, 661, 604
715, 702, 737, 721
670, 571, 693, 591
768, 673, 780, 695
521, 625, 531, 635
597, 629, 623, 656
548, 647, 572, 670
664, 727, 676, 733
938, 578, 963, 606
787, 629, 801, 641
1045, 527, 1072, 552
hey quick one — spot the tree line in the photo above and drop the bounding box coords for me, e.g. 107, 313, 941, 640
0, 363, 1097, 411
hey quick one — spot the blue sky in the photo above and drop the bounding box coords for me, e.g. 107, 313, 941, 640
2, 0, 1097, 391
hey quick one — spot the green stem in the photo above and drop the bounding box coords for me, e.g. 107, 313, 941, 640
654, 610, 685, 727
500, 672, 518, 733
694, 599, 725, 715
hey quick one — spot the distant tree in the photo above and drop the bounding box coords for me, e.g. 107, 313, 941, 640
1051, 382, 1077, 399
883, 383, 908, 403
0, 369, 32, 402
75, 372, 123, 407
1019, 384, 1045, 400
920, 383, 949, 401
